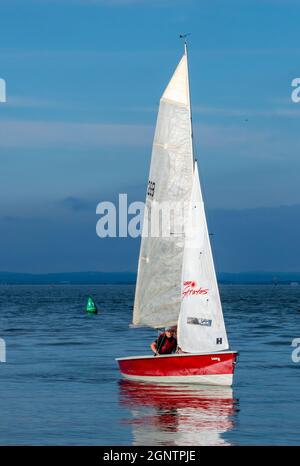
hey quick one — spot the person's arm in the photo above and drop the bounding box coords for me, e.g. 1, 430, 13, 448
150, 341, 158, 355
151, 334, 163, 355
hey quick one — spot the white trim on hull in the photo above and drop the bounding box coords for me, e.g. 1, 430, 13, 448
121, 373, 233, 387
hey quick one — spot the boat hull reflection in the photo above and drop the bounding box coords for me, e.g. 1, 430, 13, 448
119, 380, 237, 446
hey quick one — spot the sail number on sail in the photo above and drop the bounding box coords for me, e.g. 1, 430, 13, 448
147, 180, 156, 198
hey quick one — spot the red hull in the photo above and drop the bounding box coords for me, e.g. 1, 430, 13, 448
117, 351, 238, 386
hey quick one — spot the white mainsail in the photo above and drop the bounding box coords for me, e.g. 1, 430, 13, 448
177, 163, 229, 353
132, 50, 194, 328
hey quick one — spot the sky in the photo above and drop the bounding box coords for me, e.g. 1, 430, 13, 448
0, 0, 300, 273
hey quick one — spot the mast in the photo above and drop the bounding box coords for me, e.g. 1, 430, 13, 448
181, 34, 195, 169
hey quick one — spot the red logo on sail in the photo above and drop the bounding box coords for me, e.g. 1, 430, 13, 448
182, 281, 208, 298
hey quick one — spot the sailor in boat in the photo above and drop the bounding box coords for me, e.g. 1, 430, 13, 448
150, 327, 178, 356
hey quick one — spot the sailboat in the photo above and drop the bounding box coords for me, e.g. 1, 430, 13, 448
116, 42, 238, 386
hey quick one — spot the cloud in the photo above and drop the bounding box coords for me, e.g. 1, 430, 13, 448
60, 196, 95, 211
0, 47, 172, 63
0, 116, 298, 166
1, 215, 42, 223
0, 0, 174, 5
1, 46, 299, 71
6, 95, 300, 120
5, 96, 65, 109
1, 203, 299, 273
128, 103, 300, 119
193, 104, 300, 118
0, 117, 269, 155
0, 119, 153, 149
1, 0, 299, 5
84, 0, 171, 4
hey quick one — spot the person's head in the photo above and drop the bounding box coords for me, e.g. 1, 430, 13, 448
165, 327, 175, 338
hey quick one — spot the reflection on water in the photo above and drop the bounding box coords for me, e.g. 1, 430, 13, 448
119, 380, 238, 446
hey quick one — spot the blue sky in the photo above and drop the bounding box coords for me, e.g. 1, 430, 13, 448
0, 0, 300, 272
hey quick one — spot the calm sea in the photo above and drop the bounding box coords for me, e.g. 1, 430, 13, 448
0, 284, 300, 445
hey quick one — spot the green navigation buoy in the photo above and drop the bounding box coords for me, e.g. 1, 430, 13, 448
85, 296, 98, 314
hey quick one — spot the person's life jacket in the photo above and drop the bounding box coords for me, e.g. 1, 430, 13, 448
156, 333, 177, 354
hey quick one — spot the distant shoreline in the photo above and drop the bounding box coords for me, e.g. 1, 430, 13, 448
0, 271, 299, 286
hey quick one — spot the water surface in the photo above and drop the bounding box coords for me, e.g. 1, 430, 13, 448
0, 284, 300, 445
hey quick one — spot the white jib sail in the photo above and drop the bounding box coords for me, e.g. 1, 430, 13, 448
177, 163, 229, 353
132, 52, 194, 328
